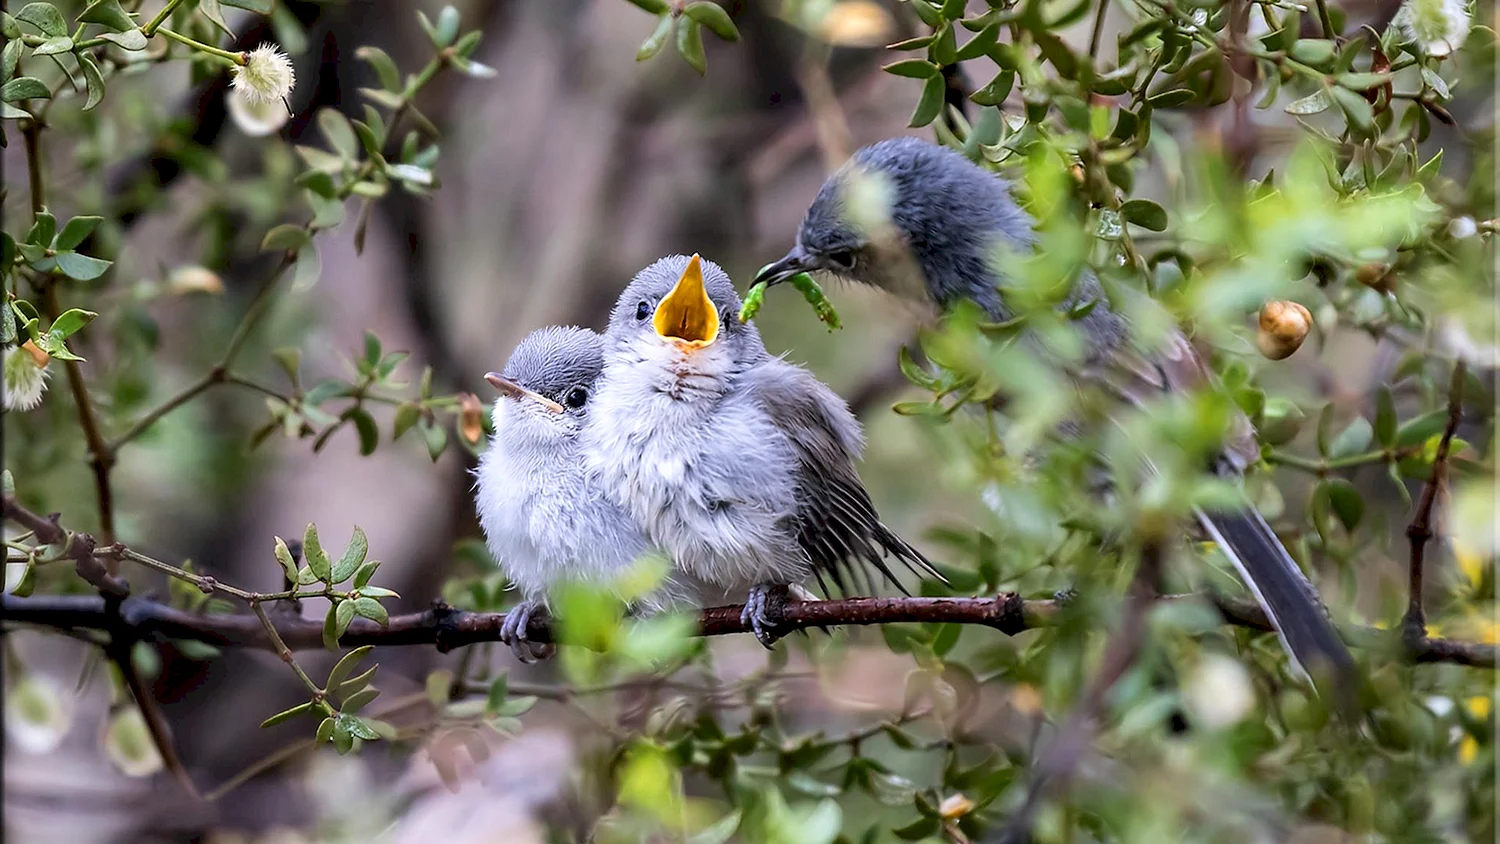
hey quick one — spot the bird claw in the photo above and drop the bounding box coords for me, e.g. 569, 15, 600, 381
500, 600, 555, 664
741, 583, 789, 649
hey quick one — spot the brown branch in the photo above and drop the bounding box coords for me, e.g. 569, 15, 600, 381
3, 589, 1494, 667
1403, 360, 1465, 644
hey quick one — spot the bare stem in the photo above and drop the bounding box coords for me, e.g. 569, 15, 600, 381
1403, 360, 1465, 641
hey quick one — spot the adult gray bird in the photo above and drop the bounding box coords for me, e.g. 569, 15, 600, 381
756, 136, 1359, 699
475, 325, 693, 663
586, 253, 941, 646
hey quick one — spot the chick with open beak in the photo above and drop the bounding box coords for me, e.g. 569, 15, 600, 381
587, 255, 941, 647
474, 326, 684, 663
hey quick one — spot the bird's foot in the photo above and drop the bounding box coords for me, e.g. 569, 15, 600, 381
741, 583, 791, 649
500, 600, 555, 664
1053, 586, 1080, 605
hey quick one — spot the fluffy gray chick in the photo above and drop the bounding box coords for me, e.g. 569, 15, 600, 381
475, 325, 683, 663
587, 254, 940, 647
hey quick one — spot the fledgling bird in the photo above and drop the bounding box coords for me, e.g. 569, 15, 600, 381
585, 254, 941, 646
757, 136, 1360, 702
475, 325, 682, 663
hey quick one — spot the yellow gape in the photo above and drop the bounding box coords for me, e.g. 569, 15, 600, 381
652, 254, 721, 348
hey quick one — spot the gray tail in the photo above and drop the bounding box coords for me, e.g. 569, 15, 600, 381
1196, 505, 1360, 707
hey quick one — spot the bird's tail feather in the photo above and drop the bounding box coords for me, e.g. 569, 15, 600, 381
1196, 505, 1359, 705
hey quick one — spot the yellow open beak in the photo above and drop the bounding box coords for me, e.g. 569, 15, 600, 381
485, 372, 565, 413
652, 254, 720, 348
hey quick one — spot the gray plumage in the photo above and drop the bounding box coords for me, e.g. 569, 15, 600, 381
474, 326, 689, 662
760, 136, 1358, 705
587, 254, 939, 645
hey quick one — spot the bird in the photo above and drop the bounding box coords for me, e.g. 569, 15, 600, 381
474, 325, 691, 663
756, 136, 1360, 702
585, 253, 942, 647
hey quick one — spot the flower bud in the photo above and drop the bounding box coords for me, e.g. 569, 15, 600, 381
1355, 262, 1393, 292
4, 341, 51, 412
1256, 299, 1312, 360
458, 393, 484, 445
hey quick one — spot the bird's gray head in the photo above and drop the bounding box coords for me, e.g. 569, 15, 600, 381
756, 136, 1036, 317
604, 254, 766, 386
485, 325, 602, 443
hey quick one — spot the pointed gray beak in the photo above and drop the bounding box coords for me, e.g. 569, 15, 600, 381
755, 247, 815, 287
485, 372, 565, 413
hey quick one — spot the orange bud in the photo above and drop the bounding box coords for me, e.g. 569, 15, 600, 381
939, 793, 975, 820
20, 339, 49, 368
1355, 262, 1393, 292
458, 393, 484, 445
1256, 300, 1312, 360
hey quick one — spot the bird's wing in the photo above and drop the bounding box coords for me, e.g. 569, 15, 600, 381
745, 359, 944, 596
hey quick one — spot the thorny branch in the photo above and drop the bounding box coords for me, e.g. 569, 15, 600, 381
1403, 361, 1466, 646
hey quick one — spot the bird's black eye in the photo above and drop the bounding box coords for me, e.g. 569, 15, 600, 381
635, 300, 652, 321
564, 387, 588, 409
827, 249, 855, 270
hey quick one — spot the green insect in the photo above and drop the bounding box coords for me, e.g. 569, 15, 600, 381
738, 266, 841, 330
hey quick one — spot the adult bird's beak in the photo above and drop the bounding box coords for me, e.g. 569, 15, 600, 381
484, 372, 565, 413
754, 246, 814, 287
653, 253, 720, 348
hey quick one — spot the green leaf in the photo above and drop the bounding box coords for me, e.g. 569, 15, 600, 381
55, 216, 102, 251
334, 665, 378, 698
1420, 66, 1450, 100
16, 3, 67, 37
326, 644, 374, 690
970, 70, 1014, 106
683, 1, 737, 41
261, 224, 310, 252
909, 72, 945, 128
623, 0, 669, 11
77, 52, 104, 110
296, 565, 319, 585
331, 527, 368, 584
47, 308, 94, 338
1146, 88, 1193, 108
1320, 478, 1364, 531
354, 45, 400, 92
2, 76, 49, 102
636, 14, 673, 61
676, 18, 706, 74
222, 0, 273, 12
1328, 416, 1373, 459
318, 108, 359, 159
273, 536, 298, 582
304, 523, 332, 582
1121, 199, 1168, 231
338, 712, 379, 741
352, 560, 380, 589
357, 585, 398, 599
1374, 387, 1397, 447
31, 36, 73, 56
1, 12, 18, 38
434, 5, 460, 47
3, 38, 22, 82
1330, 85, 1373, 131
882, 59, 940, 78
333, 599, 357, 643
259, 701, 314, 729
421, 420, 448, 462
197, 0, 233, 36
97, 28, 145, 50
930, 21, 957, 65
341, 687, 379, 712
353, 597, 387, 626
393, 402, 421, 441
53, 252, 111, 281
485, 675, 509, 713
687, 810, 742, 844
25, 212, 55, 246
1396, 409, 1448, 447
1337, 72, 1391, 90
1284, 88, 1331, 115
348, 407, 379, 456
1289, 38, 1336, 65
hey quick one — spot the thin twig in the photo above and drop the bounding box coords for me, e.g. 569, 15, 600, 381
1403, 361, 1466, 644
